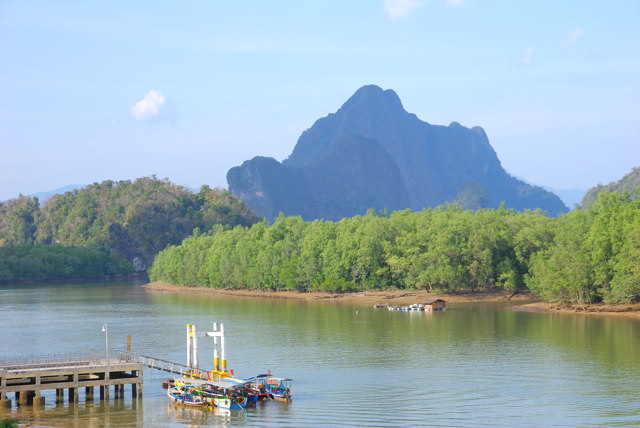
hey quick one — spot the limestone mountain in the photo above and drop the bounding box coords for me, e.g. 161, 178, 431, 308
227, 85, 568, 221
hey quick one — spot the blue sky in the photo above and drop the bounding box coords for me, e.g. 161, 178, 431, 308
1, 0, 639, 202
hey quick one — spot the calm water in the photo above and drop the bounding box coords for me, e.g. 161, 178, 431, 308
1, 278, 639, 427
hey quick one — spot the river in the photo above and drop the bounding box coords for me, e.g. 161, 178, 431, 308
1, 278, 639, 427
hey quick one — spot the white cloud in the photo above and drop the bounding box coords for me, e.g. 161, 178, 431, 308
131, 90, 166, 121
384, 0, 423, 20
565, 28, 586, 45
521, 46, 536, 65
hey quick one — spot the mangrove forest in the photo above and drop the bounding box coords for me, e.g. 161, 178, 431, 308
149, 190, 640, 305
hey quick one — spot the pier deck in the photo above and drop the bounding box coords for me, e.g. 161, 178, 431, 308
0, 354, 142, 408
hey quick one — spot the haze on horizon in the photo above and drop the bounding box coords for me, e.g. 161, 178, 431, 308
1, 1, 638, 202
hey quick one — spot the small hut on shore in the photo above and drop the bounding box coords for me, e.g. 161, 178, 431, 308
424, 298, 446, 311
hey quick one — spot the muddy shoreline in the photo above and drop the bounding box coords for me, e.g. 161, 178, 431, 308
144, 282, 640, 318
510, 301, 640, 318
144, 281, 532, 304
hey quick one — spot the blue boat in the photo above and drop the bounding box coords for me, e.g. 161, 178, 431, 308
167, 386, 207, 407
245, 374, 293, 401
173, 377, 254, 409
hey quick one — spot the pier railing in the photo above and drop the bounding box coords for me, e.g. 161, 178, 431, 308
119, 351, 207, 378
2, 351, 207, 378
0, 353, 108, 372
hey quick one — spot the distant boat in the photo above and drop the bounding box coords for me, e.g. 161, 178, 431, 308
387, 300, 446, 311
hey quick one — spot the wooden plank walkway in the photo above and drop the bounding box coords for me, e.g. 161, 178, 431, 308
0, 354, 142, 408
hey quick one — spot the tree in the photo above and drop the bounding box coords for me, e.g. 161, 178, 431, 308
0, 195, 39, 246
526, 207, 595, 304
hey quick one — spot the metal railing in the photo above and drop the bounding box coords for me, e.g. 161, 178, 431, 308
0, 352, 128, 373
119, 351, 207, 378
0, 351, 202, 377
1, 353, 98, 367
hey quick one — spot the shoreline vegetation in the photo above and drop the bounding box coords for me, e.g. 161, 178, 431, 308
144, 282, 640, 319
149, 192, 640, 306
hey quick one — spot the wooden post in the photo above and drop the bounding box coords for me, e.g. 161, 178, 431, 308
17, 390, 29, 406
0, 373, 8, 408
127, 335, 131, 352
0, 390, 11, 409
18, 390, 36, 406
86, 386, 94, 401
33, 393, 45, 407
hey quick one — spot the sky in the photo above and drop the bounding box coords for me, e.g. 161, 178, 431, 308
1, 0, 639, 202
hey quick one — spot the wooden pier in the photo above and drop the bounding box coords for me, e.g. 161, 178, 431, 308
0, 354, 142, 408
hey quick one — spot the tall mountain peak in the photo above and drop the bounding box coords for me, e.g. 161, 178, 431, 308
339, 84, 406, 116
228, 85, 568, 220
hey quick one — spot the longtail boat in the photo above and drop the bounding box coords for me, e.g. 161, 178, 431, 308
167, 386, 208, 407
244, 374, 293, 401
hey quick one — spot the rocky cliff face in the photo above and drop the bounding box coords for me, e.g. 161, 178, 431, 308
228, 85, 568, 220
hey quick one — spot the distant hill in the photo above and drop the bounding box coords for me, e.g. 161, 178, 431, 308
581, 167, 640, 208
542, 187, 586, 210
228, 85, 568, 220
30, 184, 85, 204
515, 178, 586, 209
0, 177, 261, 271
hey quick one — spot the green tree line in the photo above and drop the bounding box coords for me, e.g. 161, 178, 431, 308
527, 191, 640, 304
149, 191, 640, 304
0, 245, 132, 282
0, 176, 260, 281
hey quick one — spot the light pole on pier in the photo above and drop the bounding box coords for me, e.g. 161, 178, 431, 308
101, 323, 109, 367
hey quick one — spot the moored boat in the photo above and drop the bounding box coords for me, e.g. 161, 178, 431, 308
212, 394, 247, 410
167, 386, 208, 407
244, 374, 293, 401
266, 376, 293, 401
173, 377, 253, 409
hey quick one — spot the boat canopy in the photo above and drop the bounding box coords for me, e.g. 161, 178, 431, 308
174, 377, 247, 389
244, 374, 293, 382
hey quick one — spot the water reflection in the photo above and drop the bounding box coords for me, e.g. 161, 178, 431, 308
1, 396, 143, 428
1, 279, 639, 427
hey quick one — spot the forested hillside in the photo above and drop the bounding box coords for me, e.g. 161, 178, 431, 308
150, 191, 640, 304
581, 166, 639, 208
0, 176, 260, 282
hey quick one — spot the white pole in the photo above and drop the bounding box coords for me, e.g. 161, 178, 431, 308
101, 324, 109, 362
213, 322, 219, 371
220, 323, 226, 372
101, 323, 110, 379
186, 324, 193, 368
193, 324, 199, 369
